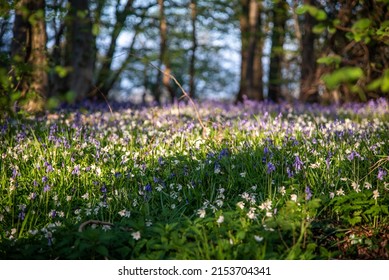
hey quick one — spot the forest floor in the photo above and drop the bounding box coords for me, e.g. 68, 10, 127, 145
0, 99, 388, 259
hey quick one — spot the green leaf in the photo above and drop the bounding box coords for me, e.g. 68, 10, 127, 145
368, 69, 389, 93
315, 10, 327, 21
367, 77, 383, 91
28, 9, 45, 25
96, 245, 109, 257
236, 230, 246, 240
364, 205, 381, 216
65, 91, 77, 103
381, 69, 389, 92
354, 34, 362, 42
381, 205, 389, 215
296, 5, 309, 15
296, 4, 327, 20
79, 241, 92, 252
116, 247, 131, 259
10, 92, 21, 101
307, 198, 321, 210
352, 19, 372, 32
376, 22, 389, 40
313, 23, 326, 34
322, 67, 364, 89
351, 19, 372, 42
92, 23, 100, 36
76, 10, 87, 19
349, 216, 362, 226
54, 66, 69, 78
317, 55, 342, 66
47, 97, 60, 110
333, 19, 341, 26
328, 25, 337, 34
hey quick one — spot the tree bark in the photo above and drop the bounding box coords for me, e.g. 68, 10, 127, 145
11, 0, 48, 112
156, 0, 175, 104
189, 0, 197, 99
64, 0, 95, 101
268, 0, 288, 102
299, 0, 318, 102
95, 0, 134, 98
236, 0, 263, 102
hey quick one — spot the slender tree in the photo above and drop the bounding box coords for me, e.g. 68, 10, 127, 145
155, 0, 175, 104
236, 0, 264, 102
268, 0, 288, 102
63, 0, 95, 101
11, 0, 48, 112
94, 0, 134, 98
189, 0, 198, 99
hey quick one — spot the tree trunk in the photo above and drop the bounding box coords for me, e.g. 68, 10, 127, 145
156, 0, 175, 104
95, 0, 134, 98
189, 0, 197, 99
236, 0, 263, 102
11, 0, 48, 112
48, 0, 66, 98
268, 0, 288, 102
299, 0, 318, 102
64, 0, 95, 102
252, 0, 264, 102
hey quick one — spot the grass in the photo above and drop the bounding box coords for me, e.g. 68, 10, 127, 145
0, 99, 388, 259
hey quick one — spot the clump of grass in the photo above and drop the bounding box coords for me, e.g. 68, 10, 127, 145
0, 99, 388, 259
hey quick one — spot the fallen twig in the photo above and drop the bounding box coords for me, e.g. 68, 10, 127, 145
78, 220, 114, 232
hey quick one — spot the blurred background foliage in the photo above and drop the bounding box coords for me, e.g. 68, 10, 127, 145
0, 0, 388, 115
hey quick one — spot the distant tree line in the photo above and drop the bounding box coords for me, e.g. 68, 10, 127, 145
0, 0, 388, 114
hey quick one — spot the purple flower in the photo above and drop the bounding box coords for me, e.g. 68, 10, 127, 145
29, 192, 37, 200
293, 155, 304, 171
44, 184, 51, 192
218, 148, 229, 159
46, 164, 54, 173
144, 184, 152, 192
187, 123, 195, 130
12, 168, 19, 179
72, 165, 80, 176
305, 186, 312, 201
378, 168, 387, 181
267, 162, 276, 174
287, 167, 294, 178
42, 176, 48, 183
347, 151, 361, 161
18, 211, 25, 221
326, 157, 331, 170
